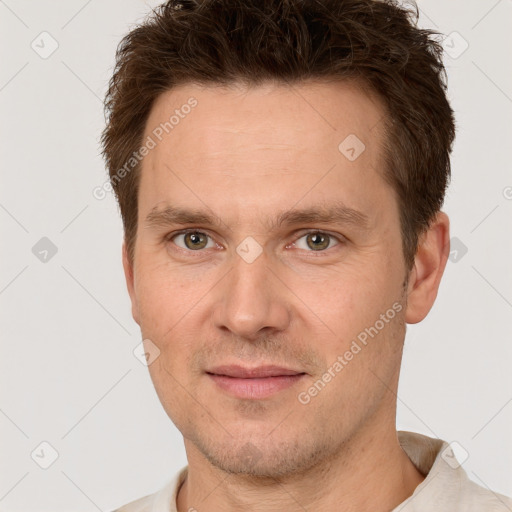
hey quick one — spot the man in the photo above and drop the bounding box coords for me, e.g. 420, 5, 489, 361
102, 0, 512, 510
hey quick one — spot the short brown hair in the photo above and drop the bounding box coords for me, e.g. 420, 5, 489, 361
101, 0, 455, 271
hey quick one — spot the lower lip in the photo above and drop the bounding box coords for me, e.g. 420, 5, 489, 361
208, 374, 305, 399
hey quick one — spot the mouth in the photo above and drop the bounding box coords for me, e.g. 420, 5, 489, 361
206, 365, 307, 399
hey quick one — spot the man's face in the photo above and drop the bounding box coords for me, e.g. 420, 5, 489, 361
125, 80, 412, 477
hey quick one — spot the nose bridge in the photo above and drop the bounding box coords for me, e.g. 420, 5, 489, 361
213, 246, 291, 338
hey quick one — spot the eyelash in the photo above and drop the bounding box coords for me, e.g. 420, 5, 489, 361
165, 228, 344, 256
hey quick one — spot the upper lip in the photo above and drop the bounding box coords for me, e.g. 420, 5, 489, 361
207, 365, 305, 378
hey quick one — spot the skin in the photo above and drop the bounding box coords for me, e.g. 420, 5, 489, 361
122, 80, 450, 511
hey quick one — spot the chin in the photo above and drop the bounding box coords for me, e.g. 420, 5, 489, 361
193, 433, 331, 479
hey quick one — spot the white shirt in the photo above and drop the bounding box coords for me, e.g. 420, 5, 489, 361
113, 431, 512, 511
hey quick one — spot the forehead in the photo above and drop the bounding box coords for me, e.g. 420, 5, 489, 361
145, 79, 385, 154
138, 79, 393, 228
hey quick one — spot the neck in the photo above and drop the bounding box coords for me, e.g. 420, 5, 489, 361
176, 424, 425, 512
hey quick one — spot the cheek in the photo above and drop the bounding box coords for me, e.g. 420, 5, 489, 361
309, 260, 403, 354
133, 262, 212, 381
134, 263, 193, 338
136, 269, 201, 411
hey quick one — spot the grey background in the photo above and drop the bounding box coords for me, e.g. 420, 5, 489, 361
1, 0, 511, 510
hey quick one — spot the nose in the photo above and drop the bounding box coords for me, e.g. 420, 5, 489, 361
212, 248, 291, 340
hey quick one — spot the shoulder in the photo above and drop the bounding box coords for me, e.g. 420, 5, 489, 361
112, 492, 154, 512
397, 431, 512, 511
110, 466, 188, 512
458, 476, 512, 511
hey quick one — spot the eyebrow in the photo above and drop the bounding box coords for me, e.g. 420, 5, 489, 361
144, 201, 370, 232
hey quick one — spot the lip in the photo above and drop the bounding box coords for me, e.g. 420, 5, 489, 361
206, 365, 306, 399
207, 364, 304, 378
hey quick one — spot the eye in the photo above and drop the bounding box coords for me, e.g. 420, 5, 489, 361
170, 230, 216, 251
167, 229, 343, 254
291, 231, 341, 252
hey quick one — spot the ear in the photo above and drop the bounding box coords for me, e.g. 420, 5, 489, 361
405, 211, 450, 324
122, 241, 140, 325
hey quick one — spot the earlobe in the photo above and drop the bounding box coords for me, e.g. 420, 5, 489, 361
122, 241, 140, 325
405, 212, 450, 324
